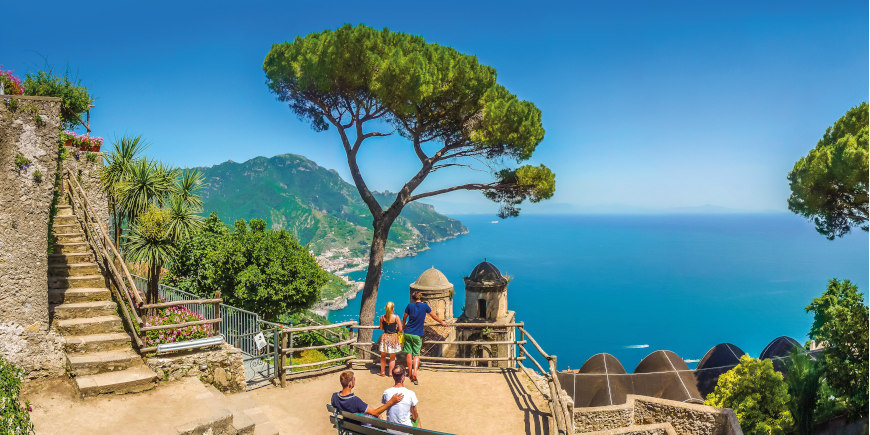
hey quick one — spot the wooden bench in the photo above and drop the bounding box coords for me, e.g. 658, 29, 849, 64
327, 405, 454, 435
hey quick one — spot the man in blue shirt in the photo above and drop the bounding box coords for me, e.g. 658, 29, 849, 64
402, 291, 448, 385
331, 371, 404, 417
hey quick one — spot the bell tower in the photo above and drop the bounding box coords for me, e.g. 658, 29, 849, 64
455, 260, 516, 368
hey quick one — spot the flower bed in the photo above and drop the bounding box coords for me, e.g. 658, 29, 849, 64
60, 130, 103, 152
143, 305, 216, 346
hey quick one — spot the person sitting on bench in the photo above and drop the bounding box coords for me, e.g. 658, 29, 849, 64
382, 366, 421, 428
331, 371, 404, 418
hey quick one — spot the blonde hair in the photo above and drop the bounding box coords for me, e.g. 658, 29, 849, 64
385, 301, 394, 320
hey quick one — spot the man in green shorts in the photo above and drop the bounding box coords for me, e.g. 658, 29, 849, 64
402, 291, 447, 385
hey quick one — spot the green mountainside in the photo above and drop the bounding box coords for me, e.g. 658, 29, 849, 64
191, 154, 467, 262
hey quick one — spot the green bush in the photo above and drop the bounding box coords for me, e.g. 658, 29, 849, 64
805, 279, 869, 420
706, 355, 794, 435
23, 68, 93, 130
166, 216, 328, 321
0, 355, 34, 434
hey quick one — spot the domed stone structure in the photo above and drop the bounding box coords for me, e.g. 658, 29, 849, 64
409, 267, 454, 326
463, 260, 509, 320
468, 261, 508, 285
455, 260, 516, 368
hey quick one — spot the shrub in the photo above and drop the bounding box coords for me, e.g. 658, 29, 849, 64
0, 67, 24, 95
289, 349, 331, 372
0, 355, 34, 434
805, 279, 869, 419
706, 355, 794, 435
143, 305, 216, 346
23, 68, 93, 130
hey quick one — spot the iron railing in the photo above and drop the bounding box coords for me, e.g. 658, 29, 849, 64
131, 275, 275, 356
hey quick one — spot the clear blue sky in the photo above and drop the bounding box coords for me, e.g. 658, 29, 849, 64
3, 0, 867, 215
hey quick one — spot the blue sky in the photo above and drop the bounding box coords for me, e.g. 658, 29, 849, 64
2, 0, 867, 215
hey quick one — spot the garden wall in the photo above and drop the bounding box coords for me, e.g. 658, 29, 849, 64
60, 149, 109, 229
574, 395, 742, 435
0, 95, 66, 377
145, 344, 246, 392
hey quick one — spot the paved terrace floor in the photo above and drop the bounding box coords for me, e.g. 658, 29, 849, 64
22, 365, 553, 434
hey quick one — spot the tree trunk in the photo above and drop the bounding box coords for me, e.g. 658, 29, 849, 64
148, 263, 160, 315
113, 210, 122, 248
357, 219, 394, 344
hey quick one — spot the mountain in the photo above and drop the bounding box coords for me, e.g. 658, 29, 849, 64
191, 154, 467, 263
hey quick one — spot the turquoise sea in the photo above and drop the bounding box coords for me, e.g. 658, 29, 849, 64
328, 214, 868, 371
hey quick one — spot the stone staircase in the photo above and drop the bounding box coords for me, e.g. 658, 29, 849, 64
49, 204, 158, 397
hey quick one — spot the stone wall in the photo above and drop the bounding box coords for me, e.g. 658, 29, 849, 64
632, 396, 739, 435
574, 395, 742, 435
0, 95, 66, 377
145, 344, 246, 392
60, 148, 109, 229
586, 423, 677, 435
575, 406, 634, 431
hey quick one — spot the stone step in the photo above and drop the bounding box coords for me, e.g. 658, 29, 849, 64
49, 274, 105, 289
55, 233, 85, 243
74, 365, 158, 398
48, 252, 95, 266
175, 408, 236, 435
49, 287, 111, 304
56, 205, 73, 217
64, 332, 132, 353
48, 262, 100, 277
54, 215, 78, 226
56, 315, 123, 336
51, 300, 117, 320
54, 241, 90, 254
51, 223, 80, 234
244, 407, 279, 435
67, 349, 142, 376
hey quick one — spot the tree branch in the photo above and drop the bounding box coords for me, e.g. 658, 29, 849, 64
408, 182, 497, 202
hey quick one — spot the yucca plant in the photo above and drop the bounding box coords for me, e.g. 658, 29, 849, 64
175, 169, 205, 210
123, 205, 177, 308
100, 136, 148, 246
166, 195, 203, 242
117, 158, 177, 226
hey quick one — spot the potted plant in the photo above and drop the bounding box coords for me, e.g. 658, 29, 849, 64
82, 135, 103, 152
60, 131, 76, 148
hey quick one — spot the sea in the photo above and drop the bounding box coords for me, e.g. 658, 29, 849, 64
328, 213, 869, 371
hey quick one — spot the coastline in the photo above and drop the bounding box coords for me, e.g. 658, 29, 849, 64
311, 228, 469, 317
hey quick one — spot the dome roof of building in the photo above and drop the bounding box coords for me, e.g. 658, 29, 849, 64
467, 260, 507, 285
578, 353, 626, 374
410, 267, 453, 291
695, 343, 746, 397
760, 336, 801, 373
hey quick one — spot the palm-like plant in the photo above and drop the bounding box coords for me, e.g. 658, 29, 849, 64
175, 169, 205, 210
100, 136, 148, 246
123, 205, 177, 307
117, 158, 177, 225
166, 195, 203, 242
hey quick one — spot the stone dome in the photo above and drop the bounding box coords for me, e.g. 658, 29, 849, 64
467, 261, 507, 285
410, 267, 453, 291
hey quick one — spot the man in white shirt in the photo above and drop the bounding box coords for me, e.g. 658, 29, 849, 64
381, 366, 421, 429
